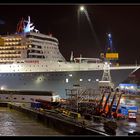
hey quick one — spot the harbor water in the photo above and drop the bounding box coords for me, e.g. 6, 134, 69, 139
0, 107, 64, 136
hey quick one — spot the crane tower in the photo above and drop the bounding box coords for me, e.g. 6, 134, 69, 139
105, 33, 119, 64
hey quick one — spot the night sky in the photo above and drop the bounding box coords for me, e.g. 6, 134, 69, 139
0, 4, 140, 64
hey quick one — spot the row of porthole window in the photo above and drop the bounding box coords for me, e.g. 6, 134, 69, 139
44, 51, 59, 54
0, 58, 14, 60
0, 73, 65, 76
2, 97, 35, 100
9, 68, 32, 71
0, 47, 15, 50
31, 43, 57, 49
9, 64, 63, 68
65, 78, 99, 83
0, 74, 92, 77
9, 65, 48, 67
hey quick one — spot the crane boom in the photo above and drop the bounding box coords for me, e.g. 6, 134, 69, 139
106, 92, 117, 118
102, 90, 112, 113
115, 92, 123, 113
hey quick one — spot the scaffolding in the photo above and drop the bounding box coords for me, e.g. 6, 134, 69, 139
64, 63, 116, 116
65, 86, 101, 113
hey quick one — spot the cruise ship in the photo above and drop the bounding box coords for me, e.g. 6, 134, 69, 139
0, 16, 138, 99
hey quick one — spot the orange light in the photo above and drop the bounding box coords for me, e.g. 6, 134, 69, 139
106, 53, 119, 59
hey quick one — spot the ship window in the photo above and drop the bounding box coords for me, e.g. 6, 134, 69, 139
6, 97, 8, 99
66, 78, 69, 83
37, 46, 42, 49
22, 98, 25, 100
14, 97, 17, 100
79, 79, 83, 82
88, 79, 91, 82
96, 79, 99, 82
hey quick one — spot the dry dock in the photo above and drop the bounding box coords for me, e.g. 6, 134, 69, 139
0, 102, 109, 136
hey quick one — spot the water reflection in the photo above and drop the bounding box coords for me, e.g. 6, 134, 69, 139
0, 107, 63, 136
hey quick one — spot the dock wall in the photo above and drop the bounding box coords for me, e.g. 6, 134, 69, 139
2, 103, 108, 136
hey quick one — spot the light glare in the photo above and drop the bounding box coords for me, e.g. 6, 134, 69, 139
80, 6, 85, 11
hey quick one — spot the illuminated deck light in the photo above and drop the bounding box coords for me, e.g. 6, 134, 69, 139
80, 6, 85, 12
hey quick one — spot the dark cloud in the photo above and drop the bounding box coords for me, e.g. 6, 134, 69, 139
0, 5, 139, 64
0, 19, 5, 25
